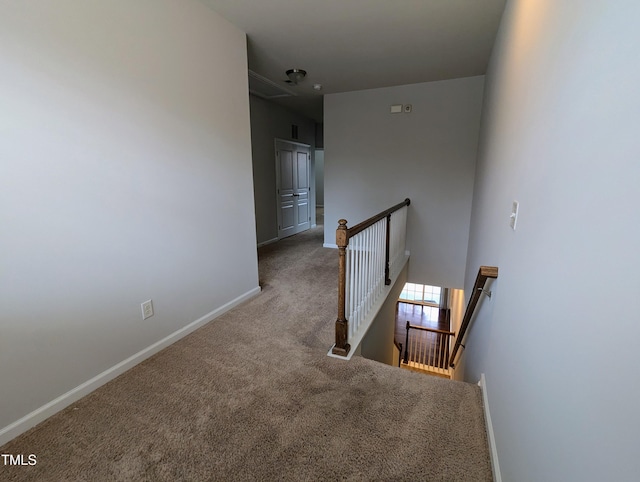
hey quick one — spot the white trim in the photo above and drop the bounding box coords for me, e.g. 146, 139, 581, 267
479, 373, 502, 482
0, 286, 261, 447
323, 243, 338, 249
274, 138, 310, 148
257, 237, 278, 248
328, 254, 409, 361
248, 70, 297, 99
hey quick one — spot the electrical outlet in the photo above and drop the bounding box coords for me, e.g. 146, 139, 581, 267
141, 300, 154, 320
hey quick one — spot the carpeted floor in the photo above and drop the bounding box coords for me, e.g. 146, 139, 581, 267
0, 225, 492, 481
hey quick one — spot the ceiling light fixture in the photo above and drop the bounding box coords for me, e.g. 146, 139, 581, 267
285, 69, 307, 85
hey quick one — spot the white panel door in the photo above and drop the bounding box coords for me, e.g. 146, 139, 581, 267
295, 150, 310, 231
277, 147, 296, 238
276, 140, 310, 239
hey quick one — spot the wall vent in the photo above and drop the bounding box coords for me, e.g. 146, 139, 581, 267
248, 70, 296, 100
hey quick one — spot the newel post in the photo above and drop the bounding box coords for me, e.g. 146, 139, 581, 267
403, 320, 410, 364
332, 219, 351, 356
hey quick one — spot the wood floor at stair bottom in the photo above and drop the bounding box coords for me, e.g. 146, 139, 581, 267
400, 362, 451, 379
394, 302, 450, 346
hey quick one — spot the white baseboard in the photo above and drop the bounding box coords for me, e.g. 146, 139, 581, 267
323, 243, 337, 249
0, 286, 261, 447
257, 237, 278, 248
479, 373, 502, 482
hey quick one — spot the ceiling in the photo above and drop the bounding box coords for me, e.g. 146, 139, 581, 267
201, 0, 506, 122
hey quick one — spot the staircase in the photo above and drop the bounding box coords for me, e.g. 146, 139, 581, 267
400, 265, 498, 378
401, 322, 454, 378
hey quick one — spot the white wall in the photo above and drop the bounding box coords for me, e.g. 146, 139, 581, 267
249, 95, 316, 244
461, 1, 640, 480
449, 288, 466, 382
315, 149, 325, 207
0, 0, 259, 438
324, 77, 484, 288
360, 263, 408, 366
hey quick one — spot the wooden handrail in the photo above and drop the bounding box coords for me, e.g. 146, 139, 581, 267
347, 198, 411, 238
405, 325, 455, 336
332, 198, 411, 357
449, 266, 498, 368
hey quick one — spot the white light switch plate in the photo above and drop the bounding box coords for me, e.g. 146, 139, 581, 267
510, 201, 519, 230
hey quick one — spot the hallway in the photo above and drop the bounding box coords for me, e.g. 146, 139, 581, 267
1, 224, 491, 481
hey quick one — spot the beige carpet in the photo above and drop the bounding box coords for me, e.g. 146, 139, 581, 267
1, 225, 492, 481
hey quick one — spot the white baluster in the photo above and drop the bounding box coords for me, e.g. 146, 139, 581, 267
345, 246, 350, 337
350, 237, 355, 335
390, 212, 397, 278
411, 331, 416, 367
358, 234, 362, 332
375, 221, 380, 297
365, 227, 370, 312
429, 333, 435, 368
422, 331, 427, 368
352, 234, 358, 334
371, 223, 376, 305
376, 222, 380, 292
378, 221, 383, 293
367, 225, 371, 311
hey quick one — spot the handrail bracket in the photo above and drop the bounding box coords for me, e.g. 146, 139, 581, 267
477, 287, 492, 298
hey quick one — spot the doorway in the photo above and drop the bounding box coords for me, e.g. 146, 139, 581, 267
275, 139, 311, 239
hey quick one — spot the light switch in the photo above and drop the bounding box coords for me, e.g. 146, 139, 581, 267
390, 104, 403, 114
510, 201, 519, 230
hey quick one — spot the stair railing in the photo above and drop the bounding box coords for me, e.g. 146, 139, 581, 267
332, 198, 410, 356
402, 321, 454, 375
449, 265, 498, 368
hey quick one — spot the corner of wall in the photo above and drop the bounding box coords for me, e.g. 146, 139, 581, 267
0, 286, 261, 447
